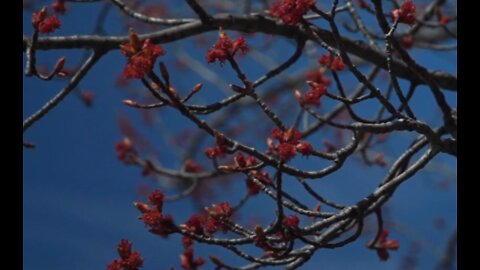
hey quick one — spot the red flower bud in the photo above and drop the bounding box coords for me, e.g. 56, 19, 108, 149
391, 0, 416, 25
53, 57, 66, 74
296, 141, 313, 156
117, 239, 132, 259
283, 214, 300, 228
133, 202, 152, 213
32, 7, 48, 29
207, 28, 249, 64
52, 0, 66, 14
270, 0, 316, 25
129, 28, 141, 52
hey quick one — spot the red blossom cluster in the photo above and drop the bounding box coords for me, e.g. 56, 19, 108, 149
391, 0, 417, 25
268, 128, 313, 161
283, 214, 300, 228
367, 230, 400, 261
246, 170, 272, 195
179, 232, 205, 270
276, 214, 301, 240
183, 215, 204, 236
295, 81, 328, 107
319, 53, 346, 71
253, 225, 268, 250
115, 137, 137, 163
181, 202, 234, 236
32, 7, 61, 33
134, 190, 176, 237
204, 133, 229, 159
180, 246, 206, 270
184, 159, 204, 173
206, 28, 249, 64
120, 30, 166, 79
305, 69, 332, 86
205, 202, 234, 234
296, 140, 314, 155
269, 0, 316, 25
218, 152, 259, 172
130, 190, 218, 269
254, 215, 301, 253
234, 152, 258, 168
107, 239, 144, 270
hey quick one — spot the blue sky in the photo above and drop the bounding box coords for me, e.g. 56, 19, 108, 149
23, 1, 456, 269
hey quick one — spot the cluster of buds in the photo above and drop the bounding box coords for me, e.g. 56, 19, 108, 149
120, 29, 166, 79
204, 132, 229, 159
107, 239, 144, 270
32, 6, 61, 33
367, 230, 400, 261
295, 81, 328, 107
115, 137, 138, 164
391, 0, 417, 25
267, 128, 314, 161
319, 53, 346, 71
134, 190, 176, 237
206, 28, 249, 64
181, 202, 234, 236
269, 0, 316, 25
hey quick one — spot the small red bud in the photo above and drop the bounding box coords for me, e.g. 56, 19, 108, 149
54, 57, 66, 74
32, 7, 49, 28
209, 256, 224, 267
117, 239, 132, 259
254, 225, 265, 238
129, 28, 141, 52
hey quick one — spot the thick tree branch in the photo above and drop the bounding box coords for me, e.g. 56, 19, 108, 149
23, 14, 457, 91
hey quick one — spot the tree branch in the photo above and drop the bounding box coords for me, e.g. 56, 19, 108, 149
23, 14, 457, 91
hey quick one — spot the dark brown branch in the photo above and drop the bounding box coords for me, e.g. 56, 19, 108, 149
110, 0, 194, 25
185, 0, 213, 23
23, 49, 105, 132
23, 14, 457, 91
